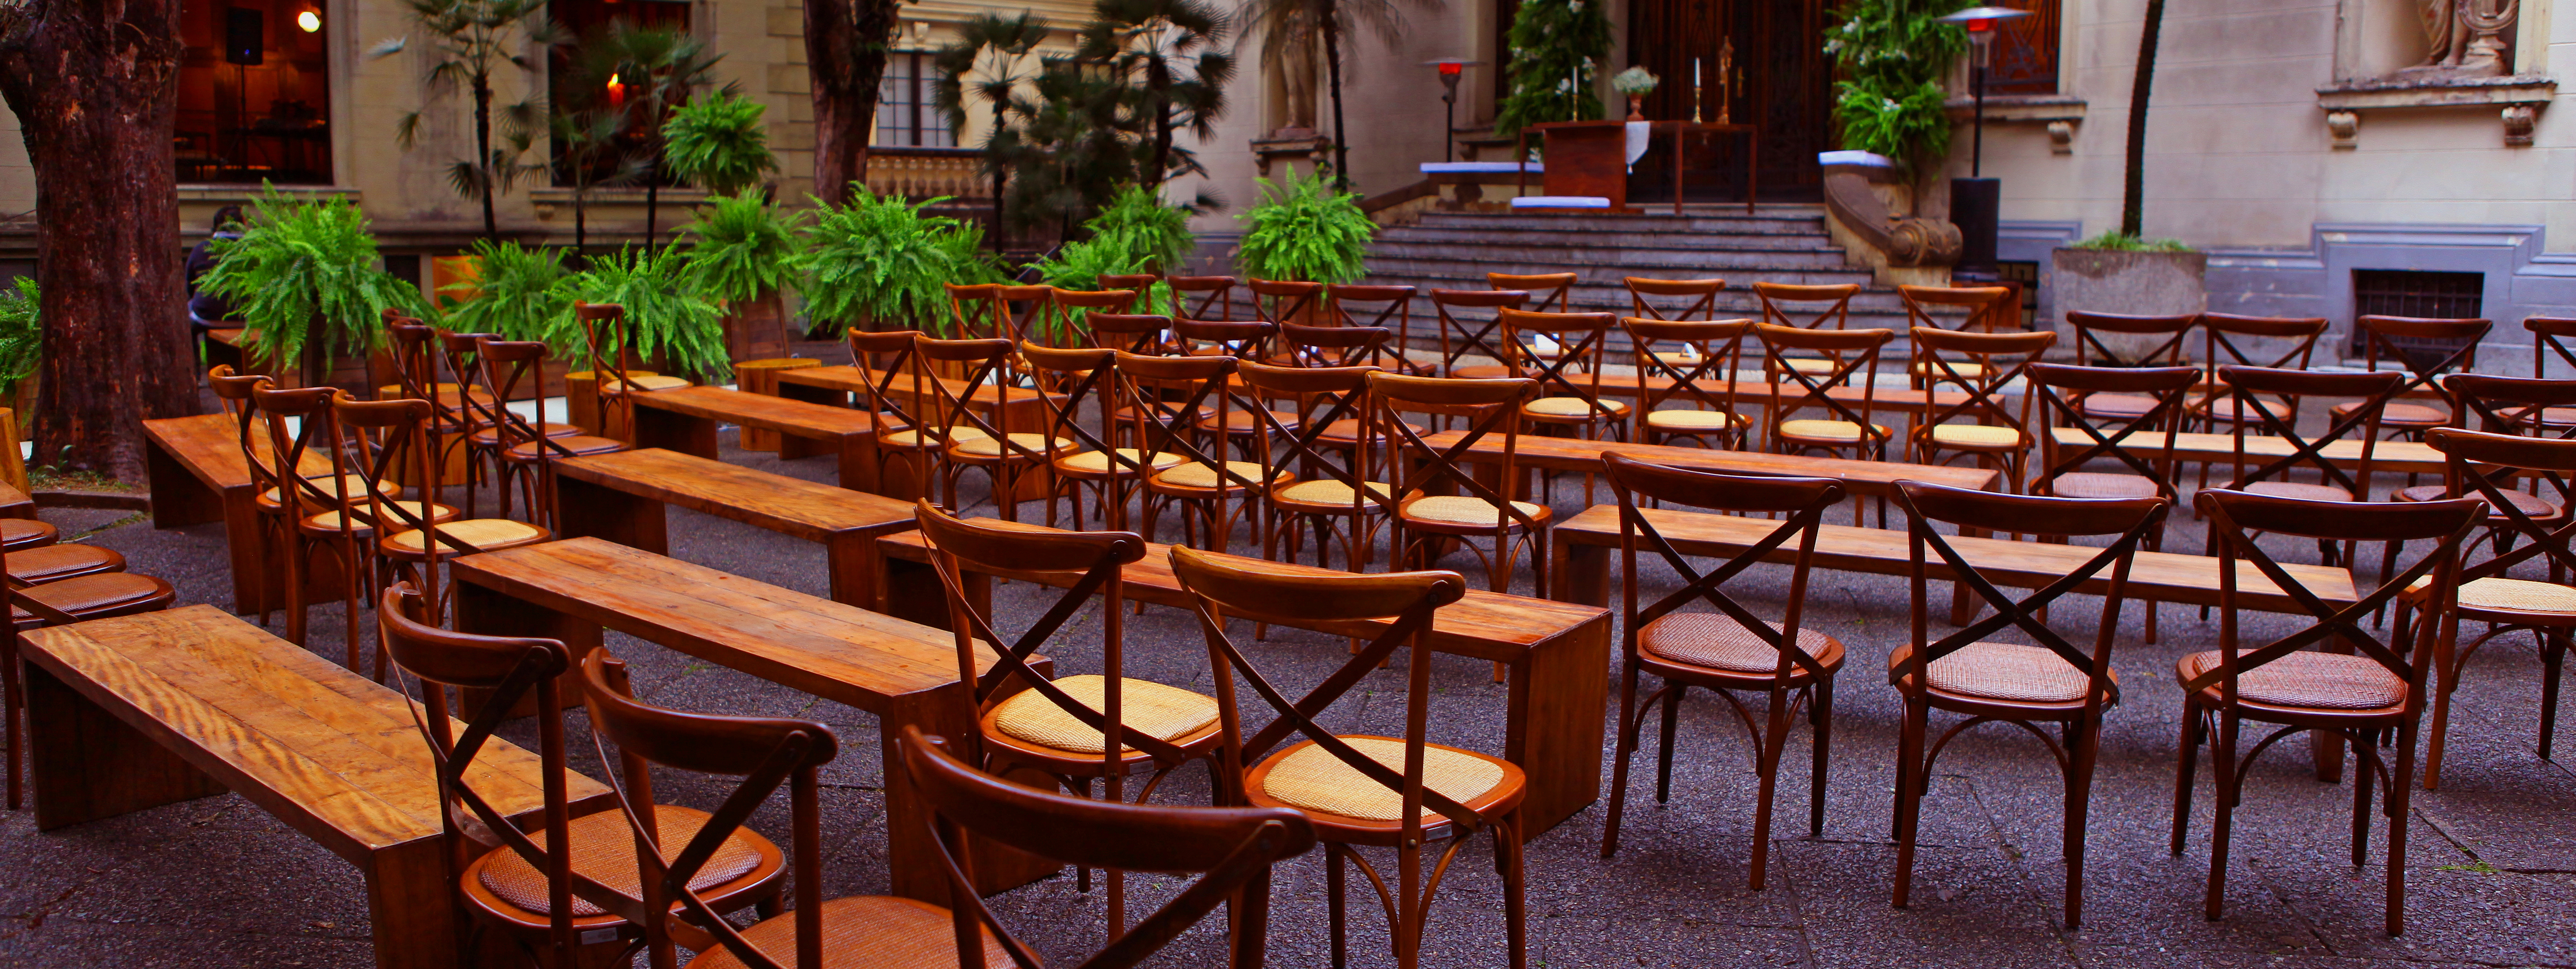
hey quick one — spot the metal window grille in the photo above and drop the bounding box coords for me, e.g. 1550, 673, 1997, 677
1987, 0, 2061, 95
2349, 268, 2484, 362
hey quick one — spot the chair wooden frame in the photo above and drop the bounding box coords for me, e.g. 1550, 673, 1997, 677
1751, 282, 1858, 330
1893, 481, 2167, 929
1170, 548, 1527, 969
2063, 311, 2200, 425
2189, 312, 2330, 435
1488, 272, 1573, 312
1624, 317, 1754, 450
1085, 312, 1176, 355
847, 327, 958, 501
1372, 373, 1549, 602
481, 337, 623, 530
918, 335, 1055, 522
2028, 363, 2197, 643
1121, 350, 1284, 550
576, 301, 685, 441
1243, 361, 1388, 573
1430, 288, 1530, 381
255, 385, 447, 660
1043, 287, 1139, 357
1327, 284, 1426, 373
1167, 275, 1240, 321
1598, 455, 1845, 890
1907, 327, 2058, 493
1500, 307, 1630, 504
2173, 489, 2481, 937
337, 397, 552, 655
2204, 365, 2402, 568
2413, 427, 2576, 788
1623, 277, 1725, 322
2526, 318, 2576, 432
1757, 323, 1897, 488
1248, 279, 1325, 349
945, 282, 1009, 340
2336, 315, 2494, 441
1021, 343, 1177, 531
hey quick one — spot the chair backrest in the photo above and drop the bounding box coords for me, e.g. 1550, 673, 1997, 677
376, 583, 591, 967
1247, 278, 1325, 336
1898, 284, 2016, 333
1099, 272, 1160, 293
914, 335, 1026, 457
2065, 311, 2196, 368
1087, 312, 1174, 355
844, 328, 927, 444
2200, 312, 2329, 371
577, 650, 840, 969
333, 397, 479, 602
1602, 454, 1843, 680
897, 725, 1316, 969
1327, 284, 1417, 347
2427, 427, 2576, 586
1172, 317, 1278, 362
1488, 271, 1574, 312
1910, 327, 2057, 437
476, 339, 567, 454
1169, 547, 1474, 834
1751, 282, 1860, 331
2445, 372, 2576, 438
2027, 363, 2199, 500
1755, 323, 1895, 449
1282, 322, 1403, 371
252, 385, 363, 523
1894, 481, 2168, 713
1166, 275, 1239, 320
209, 365, 276, 491
2528, 316, 2576, 379
2213, 365, 2403, 496
1625, 317, 1751, 434
1624, 277, 1724, 322
944, 283, 1007, 340
573, 301, 644, 423
995, 284, 1055, 345
440, 330, 506, 434
1114, 349, 1263, 495
1499, 308, 1620, 418
1020, 343, 1144, 527
1044, 287, 1137, 351
1369, 372, 1540, 530
2350, 314, 2493, 410
383, 318, 443, 404
1240, 361, 1380, 515
1430, 288, 1529, 375
2191, 489, 2482, 713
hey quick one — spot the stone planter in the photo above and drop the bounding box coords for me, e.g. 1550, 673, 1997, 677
2048, 248, 2207, 357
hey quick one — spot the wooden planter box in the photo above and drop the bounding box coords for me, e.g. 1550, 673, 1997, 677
722, 290, 792, 364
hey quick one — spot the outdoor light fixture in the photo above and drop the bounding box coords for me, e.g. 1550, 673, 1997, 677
1931, 5, 2031, 281
1421, 59, 1482, 163
297, 9, 320, 32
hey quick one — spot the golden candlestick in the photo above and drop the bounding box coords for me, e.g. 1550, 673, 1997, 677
1716, 40, 1734, 125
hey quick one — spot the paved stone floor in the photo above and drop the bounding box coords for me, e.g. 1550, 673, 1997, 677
0, 362, 2569, 967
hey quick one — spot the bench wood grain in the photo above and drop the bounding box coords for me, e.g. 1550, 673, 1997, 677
143, 412, 337, 613
2048, 426, 2444, 476
1408, 429, 2000, 498
629, 386, 880, 490
551, 447, 916, 608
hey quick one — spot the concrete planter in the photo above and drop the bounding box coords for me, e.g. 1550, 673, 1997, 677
2048, 248, 2207, 356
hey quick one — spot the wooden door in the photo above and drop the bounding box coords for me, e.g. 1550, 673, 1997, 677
1626, 0, 1830, 203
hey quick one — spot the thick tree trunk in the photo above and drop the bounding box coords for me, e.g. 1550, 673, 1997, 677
2122, 0, 2164, 238
1147, 61, 1172, 189
806, 0, 902, 207
0, 0, 199, 481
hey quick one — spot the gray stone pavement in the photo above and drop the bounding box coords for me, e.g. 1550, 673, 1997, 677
0, 361, 2569, 967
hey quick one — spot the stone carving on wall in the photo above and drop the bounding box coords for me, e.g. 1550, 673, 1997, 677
1275, 29, 1321, 138
2403, 0, 2520, 79
2313, 0, 2549, 148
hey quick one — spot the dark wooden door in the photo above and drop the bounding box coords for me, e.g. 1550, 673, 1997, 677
1626, 0, 1829, 203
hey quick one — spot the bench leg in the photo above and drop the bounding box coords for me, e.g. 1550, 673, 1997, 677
147, 438, 225, 529
1554, 540, 1610, 606
552, 475, 668, 556
833, 434, 879, 494
26, 663, 227, 830
881, 683, 1062, 902
633, 407, 718, 460
1505, 612, 1609, 840
826, 534, 877, 611
364, 836, 465, 969
878, 556, 980, 628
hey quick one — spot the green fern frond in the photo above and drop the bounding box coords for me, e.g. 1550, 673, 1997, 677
195, 185, 429, 368
792, 189, 996, 336
560, 246, 733, 383
680, 190, 805, 303
661, 92, 779, 196
1234, 168, 1372, 285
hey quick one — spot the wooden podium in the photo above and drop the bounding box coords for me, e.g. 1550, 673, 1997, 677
1515, 120, 1761, 214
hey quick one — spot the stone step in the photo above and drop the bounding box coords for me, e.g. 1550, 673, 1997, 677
1376, 227, 1838, 253
1369, 242, 1853, 272
1411, 210, 1829, 234
1361, 259, 1882, 292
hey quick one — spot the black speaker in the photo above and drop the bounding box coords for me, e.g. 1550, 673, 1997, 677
1949, 177, 2001, 277
225, 7, 264, 67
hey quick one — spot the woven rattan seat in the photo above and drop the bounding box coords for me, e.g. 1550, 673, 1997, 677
1928, 423, 2023, 447
1055, 448, 1183, 473
2336, 400, 2446, 425
1646, 349, 1710, 367
383, 518, 547, 555
2449, 576, 2576, 617
476, 808, 764, 917
1781, 357, 1836, 373
879, 426, 990, 449
2048, 472, 2160, 499
1199, 409, 1301, 433
6, 544, 122, 584
688, 895, 1012, 969
2176, 649, 2407, 711
503, 434, 626, 461
2079, 393, 2160, 418
1638, 613, 1843, 675
1274, 479, 1393, 505
1778, 418, 1887, 442
1524, 396, 1630, 417
1315, 416, 1426, 441
1644, 409, 1742, 430
2201, 397, 2288, 423
2394, 483, 2563, 518
988, 675, 1221, 755
302, 501, 454, 532
1892, 640, 2101, 704
1911, 359, 1989, 377
1153, 460, 1283, 490
1400, 495, 1546, 527
2244, 480, 2351, 502
949, 432, 1075, 457
259, 473, 378, 507
0, 518, 55, 548
1259, 736, 1505, 822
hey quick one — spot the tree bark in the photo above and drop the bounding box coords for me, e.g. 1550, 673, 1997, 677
472, 74, 498, 239
0, 0, 200, 481
1323, 20, 1349, 188
2122, 0, 2164, 238
806, 0, 902, 207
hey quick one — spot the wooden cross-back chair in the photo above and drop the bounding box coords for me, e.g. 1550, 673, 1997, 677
2410, 428, 2576, 789
914, 503, 1224, 939
845, 328, 966, 502
216, 366, 299, 626
1899, 284, 2019, 390
1121, 350, 1286, 550
1752, 282, 1861, 376
444, 330, 526, 521
377, 585, 783, 969
1488, 272, 1572, 312
2175, 489, 2481, 937
2190, 312, 2330, 435
1758, 324, 1897, 502
1086, 311, 1177, 356
1042, 287, 1138, 359
1285, 323, 1431, 459
996, 284, 1055, 346
255, 385, 457, 657
2388, 374, 2576, 566
1021, 344, 1179, 531
2336, 315, 2493, 443
1327, 284, 1428, 373
1624, 317, 1753, 450
1241, 361, 1389, 573
575, 650, 1015, 969
898, 725, 1316, 969
1597, 455, 1845, 889
2063, 311, 2200, 424
481, 338, 626, 529
944, 282, 1009, 340
1247, 278, 1325, 352
2526, 317, 2576, 431
1430, 288, 1530, 383
1499, 307, 1630, 505
576, 302, 689, 442
1893, 481, 2167, 930
1907, 327, 2058, 493
1167, 275, 1240, 320
336, 396, 550, 654
2028, 363, 2198, 643
1169, 548, 1527, 969
917, 334, 1061, 522
1173, 317, 1294, 460
2203, 365, 2403, 569
1624, 276, 1725, 322
1372, 372, 1545, 682
1099, 271, 1160, 293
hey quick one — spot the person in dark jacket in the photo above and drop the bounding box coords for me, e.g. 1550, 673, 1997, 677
184, 206, 244, 364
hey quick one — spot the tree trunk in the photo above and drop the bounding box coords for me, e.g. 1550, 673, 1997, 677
473, 75, 499, 239
0, 0, 200, 480
806, 0, 902, 207
988, 100, 1008, 251
2122, 0, 2164, 238
1323, 21, 1349, 188
1147, 60, 1172, 189
645, 172, 661, 250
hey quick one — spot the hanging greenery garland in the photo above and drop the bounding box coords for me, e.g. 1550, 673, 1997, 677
1494, 0, 1613, 139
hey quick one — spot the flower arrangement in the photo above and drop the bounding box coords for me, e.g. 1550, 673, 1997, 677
1610, 66, 1660, 95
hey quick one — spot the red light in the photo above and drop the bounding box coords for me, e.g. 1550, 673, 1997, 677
1439, 61, 1463, 76
1965, 18, 1993, 31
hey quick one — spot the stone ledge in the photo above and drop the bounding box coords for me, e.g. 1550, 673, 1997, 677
1942, 93, 2086, 123
177, 184, 360, 203
2315, 74, 2555, 149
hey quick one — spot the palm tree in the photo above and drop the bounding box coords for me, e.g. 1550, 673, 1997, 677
1238, 0, 1439, 188
550, 105, 647, 261
1078, 0, 1235, 190
375, 0, 563, 239
934, 13, 1049, 249
575, 24, 731, 248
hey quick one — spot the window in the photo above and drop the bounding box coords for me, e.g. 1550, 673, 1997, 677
547, 0, 691, 188
177, 0, 333, 184
1986, 0, 2061, 96
2351, 268, 2484, 359
877, 52, 957, 148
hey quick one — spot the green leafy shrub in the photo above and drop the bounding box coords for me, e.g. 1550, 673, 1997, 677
2071, 230, 2194, 253
1235, 169, 1372, 285
795, 190, 1001, 335
1495, 0, 1613, 138
0, 278, 38, 400
681, 190, 805, 303
438, 239, 572, 342
662, 92, 779, 196
1086, 184, 1195, 272
197, 187, 430, 367
560, 246, 733, 383
1825, 0, 1968, 168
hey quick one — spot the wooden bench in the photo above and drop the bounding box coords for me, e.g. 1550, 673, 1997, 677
2048, 426, 2444, 477
1406, 430, 2001, 500
448, 536, 1055, 902
551, 447, 917, 608
16, 605, 612, 969
876, 522, 1613, 839
628, 385, 881, 490
143, 412, 336, 613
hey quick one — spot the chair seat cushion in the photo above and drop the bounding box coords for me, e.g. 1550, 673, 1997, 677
988, 675, 1220, 755
2243, 481, 2352, 503
477, 807, 765, 918
11, 573, 174, 626
1274, 479, 1394, 506
0, 518, 56, 550
2393, 483, 2563, 518
1153, 461, 1283, 490
1400, 495, 1547, 527
2334, 401, 2446, 426
1524, 396, 1630, 418
1317, 417, 1427, 441
1645, 409, 1743, 431
469, 423, 582, 446
1893, 641, 2103, 704
1056, 448, 1183, 474
1781, 357, 1838, 374
880, 427, 990, 449
1778, 419, 1888, 443
686, 895, 1010, 969
8, 544, 124, 585
304, 501, 455, 532
950, 433, 1074, 458
2175, 649, 2406, 711
504, 436, 627, 461
2455, 576, 2576, 617
1927, 423, 2024, 447
1259, 736, 1505, 823
2079, 393, 2160, 419
384, 518, 549, 555
1640, 613, 1843, 675
2047, 472, 2161, 500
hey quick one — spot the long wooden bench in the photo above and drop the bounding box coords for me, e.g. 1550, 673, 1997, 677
551, 447, 917, 607
16, 605, 612, 969
1406, 430, 2000, 500
143, 412, 336, 613
2048, 426, 2444, 477
629, 385, 881, 490
448, 537, 1055, 902
875, 522, 1613, 839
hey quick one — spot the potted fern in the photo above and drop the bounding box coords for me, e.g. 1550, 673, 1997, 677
795, 189, 1001, 340
439, 240, 576, 397
681, 190, 805, 362
196, 187, 430, 390
0, 277, 38, 423
1030, 186, 1194, 339
1235, 168, 1372, 285
663, 92, 781, 198
559, 245, 734, 384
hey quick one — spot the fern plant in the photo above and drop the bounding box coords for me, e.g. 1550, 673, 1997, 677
1086, 184, 1195, 272
662, 92, 779, 196
681, 190, 805, 303
557, 246, 733, 383
0, 277, 39, 401
1235, 168, 1373, 285
1824, 0, 1968, 168
196, 187, 431, 368
438, 239, 571, 342
795, 190, 1001, 335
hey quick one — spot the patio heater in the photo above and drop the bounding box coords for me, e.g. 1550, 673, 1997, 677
1933, 5, 2031, 281
1423, 59, 1483, 162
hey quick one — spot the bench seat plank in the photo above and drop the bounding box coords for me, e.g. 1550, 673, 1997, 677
2049, 426, 2443, 476
1408, 429, 1999, 497
636, 385, 876, 439
551, 448, 916, 608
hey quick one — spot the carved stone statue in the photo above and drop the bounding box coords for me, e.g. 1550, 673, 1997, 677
2404, 0, 2519, 78
1276, 29, 1320, 138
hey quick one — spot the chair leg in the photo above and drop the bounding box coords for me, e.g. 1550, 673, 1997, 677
1891, 697, 1929, 908
2204, 711, 2241, 921
1601, 663, 1643, 858
2349, 728, 2376, 869
1326, 843, 1348, 969
1499, 812, 1528, 969
4, 630, 20, 810
1748, 685, 1792, 891
2064, 713, 2101, 930
2386, 717, 2419, 936
2542, 629, 2566, 763
1655, 684, 1684, 804
2424, 622, 2459, 790
1810, 679, 1833, 838
2170, 699, 2201, 855
283, 533, 311, 646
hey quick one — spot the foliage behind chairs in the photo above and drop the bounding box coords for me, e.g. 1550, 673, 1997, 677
195, 188, 433, 373
1236, 168, 1376, 285
1077, 0, 1236, 193
794, 189, 1003, 336
660, 91, 781, 197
